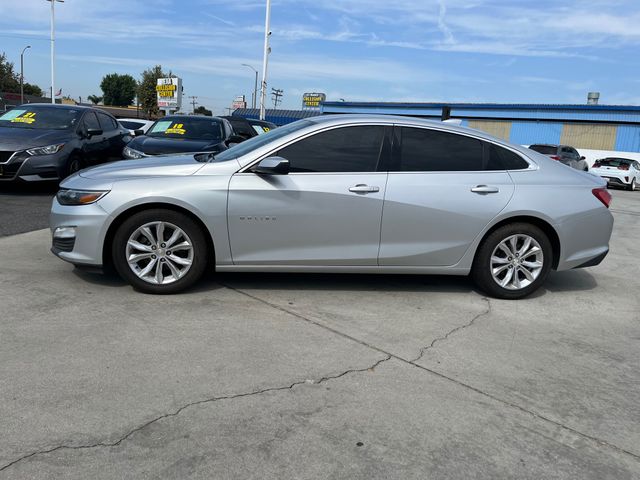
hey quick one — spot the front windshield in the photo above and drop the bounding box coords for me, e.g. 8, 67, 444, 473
212, 120, 313, 162
0, 106, 82, 130
147, 117, 223, 141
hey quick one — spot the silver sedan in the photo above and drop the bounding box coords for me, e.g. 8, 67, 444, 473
50, 115, 614, 299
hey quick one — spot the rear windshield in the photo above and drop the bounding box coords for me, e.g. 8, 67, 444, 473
147, 117, 223, 141
528, 145, 557, 155
593, 158, 633, 167
0, 106, 82, 130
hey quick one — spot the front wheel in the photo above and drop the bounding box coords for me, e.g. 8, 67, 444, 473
112, 209, 209, 294
628, 179, 636, 191
471, 223, 553, 300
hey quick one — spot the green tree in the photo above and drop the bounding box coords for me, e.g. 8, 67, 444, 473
100, 73, 137, 106
0, 52, 21, 92
194, 105, 212, 116
138, 65, 167, 118
87, 94, 103, 105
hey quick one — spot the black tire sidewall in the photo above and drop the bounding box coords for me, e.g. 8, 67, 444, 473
112, 209, 209, 294
472, 223, 553, 300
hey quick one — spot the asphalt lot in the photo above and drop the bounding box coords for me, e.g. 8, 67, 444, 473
0, 189, 638, 479
0, 184, 56, 237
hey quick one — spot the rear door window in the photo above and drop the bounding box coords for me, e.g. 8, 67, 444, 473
96, 112, 117, 131
82, 112, 100, 131
398, 127, 483, 171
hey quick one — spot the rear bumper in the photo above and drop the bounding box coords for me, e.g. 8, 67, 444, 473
572, 249, 608, 269
555, 208, 614, 271
593, 172, 632, 187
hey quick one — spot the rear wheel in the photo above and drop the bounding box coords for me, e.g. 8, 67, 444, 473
112, 209, 209, 294
472, 223, 553, 300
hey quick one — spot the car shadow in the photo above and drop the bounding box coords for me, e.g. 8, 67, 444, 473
0, 182, 58, 195
71, 265, 599, 298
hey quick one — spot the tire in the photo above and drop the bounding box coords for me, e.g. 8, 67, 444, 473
471, 223, 553, 300
628, 179, 636, 191
65, 155, 84, 178
112, 209, 209, 294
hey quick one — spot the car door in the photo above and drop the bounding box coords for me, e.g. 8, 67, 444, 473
378, 126, 517, 266
78, 111, 108, 166
96, 111, 127, 161
227, 124, 390, 265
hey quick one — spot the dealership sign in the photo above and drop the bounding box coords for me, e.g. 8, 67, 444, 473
232, 95, 247, 110
156, 77, 182, 110
302, 92, 326, 109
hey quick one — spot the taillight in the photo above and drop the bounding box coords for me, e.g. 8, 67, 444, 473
592, 188, 612, 208
550, 155, 561, 161
618, 164, 629, 170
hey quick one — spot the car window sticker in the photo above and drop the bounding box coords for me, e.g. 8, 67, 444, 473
0, 109, 27, 121
150, 120, 172, 133
10, 111, 36, 124
165, 123, 186, 135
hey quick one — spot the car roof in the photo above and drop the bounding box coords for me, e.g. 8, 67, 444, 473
18, 103, 93, 111
118, 117, 153, 122
160, 114, 223, 121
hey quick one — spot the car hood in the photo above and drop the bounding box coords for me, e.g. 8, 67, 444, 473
78, 155, 207, 180
0, 126, 71, 150
130, 135, 226, 155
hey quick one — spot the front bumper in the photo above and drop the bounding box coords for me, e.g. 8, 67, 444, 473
0, 151, 67, 182
50, 198, 112, 266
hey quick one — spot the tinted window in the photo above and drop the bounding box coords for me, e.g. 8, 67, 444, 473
487, 144, 529, 170
529, 145, 557, 155
594, 158, 633, 168
96, 112, 117, 131
83, 112, 100, 130
119, 120, 144, 130
227, 118, 255, 138
0, 106, 82, 130
278, 126, 385, 173
399, 127, 483, 171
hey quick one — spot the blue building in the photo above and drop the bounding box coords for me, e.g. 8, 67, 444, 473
234, 102, 640, 153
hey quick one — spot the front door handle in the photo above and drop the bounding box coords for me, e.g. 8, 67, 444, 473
349, 184, 380, 194
471, 185, 499, 194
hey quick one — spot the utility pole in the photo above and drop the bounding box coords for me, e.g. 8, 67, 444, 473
46, 0, 64, 104
259, 0, 272, 120
20, 45, 31, 105
189, 96, 198, 113
271, 88, 283, 109
242, 64, 258, 109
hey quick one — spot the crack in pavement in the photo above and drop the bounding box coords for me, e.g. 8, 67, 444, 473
221, 284, 640, 462
0, 355, 391, 473
410, 297, 491, 363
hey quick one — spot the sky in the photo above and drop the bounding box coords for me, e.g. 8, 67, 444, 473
1, 0, 639, 114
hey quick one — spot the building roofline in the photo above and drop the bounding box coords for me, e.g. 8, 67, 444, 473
322, 101, 640, 112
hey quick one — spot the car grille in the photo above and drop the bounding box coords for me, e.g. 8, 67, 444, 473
52, 237, 75, 252
0, 159, 24, 179
0, 151, 15, 163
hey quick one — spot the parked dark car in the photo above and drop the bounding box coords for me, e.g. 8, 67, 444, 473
0, 104, 130, 183
221, 116, 277, 140
528, 144, 589, 171
123, 115, 243, 159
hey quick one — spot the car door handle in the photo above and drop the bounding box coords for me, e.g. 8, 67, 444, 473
471, 185, 500, 194
349, 184, 380, 193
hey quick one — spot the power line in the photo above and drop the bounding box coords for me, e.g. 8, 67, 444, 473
271, 88, 283, 109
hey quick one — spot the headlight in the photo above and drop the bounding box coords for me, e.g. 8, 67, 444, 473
56, 189, 109, 205
123, 146, 146, 159
26, 143, 65, 156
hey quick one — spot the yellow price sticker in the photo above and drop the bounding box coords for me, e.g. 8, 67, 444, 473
165, 123, 186, 135
11, 112, 36, 124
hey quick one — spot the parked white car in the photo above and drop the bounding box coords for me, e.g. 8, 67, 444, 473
118, 118, 154, 136
591, 157, 640, 191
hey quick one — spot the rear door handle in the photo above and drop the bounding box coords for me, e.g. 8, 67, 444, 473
349, 184, 380, 193
471, 185, 499, 194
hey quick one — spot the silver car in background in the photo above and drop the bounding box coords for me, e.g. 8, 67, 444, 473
50, 115, 614, 299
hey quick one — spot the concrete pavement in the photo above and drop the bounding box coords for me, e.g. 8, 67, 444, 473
0, 190, 638, 478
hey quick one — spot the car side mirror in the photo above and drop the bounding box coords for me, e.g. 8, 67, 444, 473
86, 128, 103, 138
580, 156, 586, 160
133, 129, 144, 137
227, 135, 245, 146
252, 156, 290, 175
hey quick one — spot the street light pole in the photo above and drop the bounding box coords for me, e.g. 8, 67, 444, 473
20, 45, 31, 105
241, 64, 258, 109
259, 0, 272, 120
47, 0, 63, 104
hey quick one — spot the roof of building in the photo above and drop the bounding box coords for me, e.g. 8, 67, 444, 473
322, 101, 640, 112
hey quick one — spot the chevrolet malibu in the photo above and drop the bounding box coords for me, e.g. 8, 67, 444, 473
50, 115, 614, 299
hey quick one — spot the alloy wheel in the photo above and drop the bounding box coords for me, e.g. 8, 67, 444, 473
125, 221, 194, 285
490, 234, 544, 290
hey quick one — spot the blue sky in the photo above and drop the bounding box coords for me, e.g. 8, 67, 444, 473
1, 0, 639, 114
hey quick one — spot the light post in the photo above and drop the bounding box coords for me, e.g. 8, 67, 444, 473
259, 0, 272, 120
47, 0, 64, 104
241, 64, 258, 109
20, 45, 31, 105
